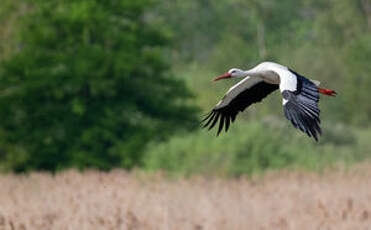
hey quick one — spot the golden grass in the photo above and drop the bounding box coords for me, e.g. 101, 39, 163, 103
1, 165, 371, 229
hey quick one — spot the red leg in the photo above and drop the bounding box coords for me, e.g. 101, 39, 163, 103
318, 88, 337, 96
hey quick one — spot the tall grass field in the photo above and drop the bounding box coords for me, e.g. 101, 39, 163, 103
1, 165, 371, 229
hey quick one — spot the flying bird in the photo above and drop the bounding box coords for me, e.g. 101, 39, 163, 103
202, 62, 336, 141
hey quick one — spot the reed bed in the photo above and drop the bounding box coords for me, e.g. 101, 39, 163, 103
0, 165, 371, 229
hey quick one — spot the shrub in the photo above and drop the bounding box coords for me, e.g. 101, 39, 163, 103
143, 118, 366, 176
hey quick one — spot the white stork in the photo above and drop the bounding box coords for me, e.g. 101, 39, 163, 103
202, 62, 336, 141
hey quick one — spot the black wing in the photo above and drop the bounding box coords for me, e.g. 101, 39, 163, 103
202, 81, 278, 135
282, 70, 321, 141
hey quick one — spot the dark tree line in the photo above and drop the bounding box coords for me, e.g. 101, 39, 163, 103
0, 0, 198, 171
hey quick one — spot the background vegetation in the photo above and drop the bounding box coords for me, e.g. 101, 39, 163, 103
0, 0, 370, 175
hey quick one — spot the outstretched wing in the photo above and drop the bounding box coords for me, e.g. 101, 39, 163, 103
202, 77, 278, 135
281, 69, 321, 141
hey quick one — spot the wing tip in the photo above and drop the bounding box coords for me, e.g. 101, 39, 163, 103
283, 90, 322, 142
202, 109, 233, 136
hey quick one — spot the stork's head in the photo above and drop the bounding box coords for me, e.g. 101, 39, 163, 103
213, 68, 246, 81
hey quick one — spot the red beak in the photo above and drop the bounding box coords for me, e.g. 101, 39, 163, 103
213, 73, 231, 81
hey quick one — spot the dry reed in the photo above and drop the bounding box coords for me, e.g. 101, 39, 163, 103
0, 165, 371, 229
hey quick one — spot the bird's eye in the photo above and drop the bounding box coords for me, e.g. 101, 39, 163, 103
231, 70, 236, 74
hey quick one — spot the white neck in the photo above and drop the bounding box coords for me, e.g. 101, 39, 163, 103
243, 69, 259, 77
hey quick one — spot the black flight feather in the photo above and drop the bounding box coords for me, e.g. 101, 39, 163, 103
202, 81, 278, 135
282, 70, 321, 141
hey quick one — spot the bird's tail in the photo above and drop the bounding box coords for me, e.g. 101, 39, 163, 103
318, 88, 337, 96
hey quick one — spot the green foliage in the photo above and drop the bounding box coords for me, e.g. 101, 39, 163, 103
157, 0, 307, 67
0, 0, 24, 61
342, 35, 371, 124
0, 0, 198, 172
143, 119, 368, 176
1, 0, 371, 175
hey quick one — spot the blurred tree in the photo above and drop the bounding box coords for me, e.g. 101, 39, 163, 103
0, 0, 198, 171
0, 0, 25, 62
156, 0, 306, 69
306, 0, 371, 124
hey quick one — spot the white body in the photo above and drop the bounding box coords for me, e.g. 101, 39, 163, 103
215, 62, 319, 108
246, 62, 297, 92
